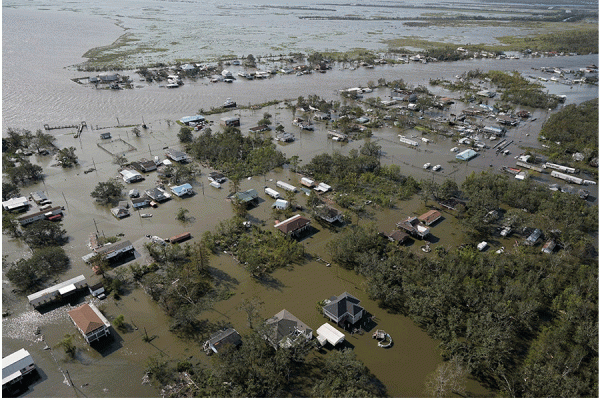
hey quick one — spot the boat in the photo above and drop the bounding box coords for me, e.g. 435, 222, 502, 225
223, 98, 236, 108
423, 163, 431, 169
432, 165, 441, 171
140, 213, 152, 218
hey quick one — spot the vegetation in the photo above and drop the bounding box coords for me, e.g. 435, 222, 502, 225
161, 162, 200, 185
56, 147, 78, 167
325, 171, 598, 397
176, 207, 189, 222
302, 144, 419, 207
496, 26, 598, 56
90, 179, 125, 204
178, 126, 193, 143
538, 98, 599, 169
21, 220, 68, 248
56, 334, 77, 359
188, 126, 286, 178
3, 155, 44, 186
5, 246, 70, 291
112, 315, 127, 333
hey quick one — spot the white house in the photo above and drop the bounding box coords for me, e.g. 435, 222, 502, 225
120, 169, 144, 183
2, 349, 36, 390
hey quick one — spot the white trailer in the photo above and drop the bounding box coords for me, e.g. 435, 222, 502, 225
276, 181, 297, 192
300, 177, 315, 187
544, 162, 576, 174
264, 187, 280, 199
551, 170, 583, 185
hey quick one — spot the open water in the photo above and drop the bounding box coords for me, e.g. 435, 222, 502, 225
2, 1, 598, 398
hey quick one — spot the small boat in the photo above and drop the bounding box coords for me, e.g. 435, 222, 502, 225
140, 213, 152, 218
423, 163, 431, 169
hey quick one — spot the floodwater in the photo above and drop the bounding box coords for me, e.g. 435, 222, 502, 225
2, 2, 598, 398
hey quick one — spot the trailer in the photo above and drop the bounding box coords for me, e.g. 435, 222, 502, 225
300, 177, 315, 187
544, 162, 576, 174
264, 187, 281, 199
169, 232, 191, 244
551, 170, 583, 185
515, 161, 545, 172
276, 181, 297, 192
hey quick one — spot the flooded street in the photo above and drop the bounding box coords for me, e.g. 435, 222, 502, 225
2, 2, 597, 398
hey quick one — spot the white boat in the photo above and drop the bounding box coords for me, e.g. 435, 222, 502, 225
432, 165, 441, 171
450, 147, 459, 152
423, 163, 431, 169
140, 213, 152, 218
209, 181, 221, 189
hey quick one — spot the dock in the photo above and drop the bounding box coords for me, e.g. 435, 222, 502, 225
44, 121, 86, 131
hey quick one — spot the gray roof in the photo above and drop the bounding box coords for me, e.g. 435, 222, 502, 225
265, 309, 312, 345
95, 240, 133, 255
207, 328, 242, 351
323, 292, 363, 319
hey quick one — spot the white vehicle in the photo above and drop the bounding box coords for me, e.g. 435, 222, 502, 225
423, 163, 431, 169
432, 165, 441, 171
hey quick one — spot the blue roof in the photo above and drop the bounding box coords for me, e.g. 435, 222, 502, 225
456, 149, 478, 161
171, 183, 192, 195
180, 115, 205, 123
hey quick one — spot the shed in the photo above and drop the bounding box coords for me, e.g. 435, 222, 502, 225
272, 199, 290, 210
316, 323, 345, 346
203, 328, 242, 354
30, 191, 48, 204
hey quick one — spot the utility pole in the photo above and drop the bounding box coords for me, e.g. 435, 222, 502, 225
61, 192, 69, 211
93, 218, 99, 234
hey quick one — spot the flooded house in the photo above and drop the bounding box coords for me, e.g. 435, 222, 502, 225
322, 292, 365, 330
2, 349, 36, 391
418, 210, 442, 226
111, 205, 130, 219
456, 149, 478, 161
131, 196, 151, 209
120, 169, 144, 183
164, 148, 191, 163
234, 189, 259, 207
274, 214, 311, 238
94, 240, 134, 262
396, 216, 430, 239
145, 187, 171, 202
2, 197, 29, 212
130, 159, 158, 173
203, 328, 242, 354
170, 183, 193, 197
264, 309, 313, 349
272, 199, 290, 210
27, 275, 88, 309
17, 206, 63, 226
208, 172, 227, 184
525, 228, 542, 245
385, 230, 410, 244
315, 204, 342, 224
220, 116, 240, 127
67, 303, 111, 344
29, 191, 48, 205
179, 115, 205, 126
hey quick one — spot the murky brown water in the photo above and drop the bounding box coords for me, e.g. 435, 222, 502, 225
3, 3, 597, 398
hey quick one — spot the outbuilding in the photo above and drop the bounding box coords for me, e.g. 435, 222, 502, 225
316, 323, 345, 347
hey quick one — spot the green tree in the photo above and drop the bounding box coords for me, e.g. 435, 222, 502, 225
5, 246, 70, 291
56, 334, 77, 359
178, 126, 193, 143
22, 220, 68, 248
2, 211, 20, 238
170, 163, 200, 184
56, 146, 78, 167
2, 182, 21, 201
112, 315, 127, 332
32, 129, 55, 153
176, 207, 189, 222
91, 179, 124, 204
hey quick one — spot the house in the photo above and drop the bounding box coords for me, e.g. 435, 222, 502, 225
274, 214, 311, 237
170, 183, 193, 197
456, 149, 478, 161
17, 206, 63, 226
315, 204, 342, 224
264, 309, 313, 349
322, 292, 364, 328
439, 198, 466, 211
120, 169, 144, 183
164, 148, 191, 163
131, 196, 151, 209
29, 191, 48, 205
2, 349, 36, 391
130, 159, 157, 173
234, 189, 259, 206
316, 323, 345, 347
208, 172, 227, 184
526, 228, 542, 245
327, 130, 348, 142
272, 199, 290, 210
275, 132, 295, 142
145, 187, 171, 202
386, 230, 410, 244
98, 73, 118, 82
110, 206, 130, 219
356, 116, 370, 124
418, 210, 442, 226
483, 126, 505, 136
496, 115, 518, 126
2, 197, 29, 212
220, 116, 240, 127
67, 303, 111, 344
397, 216, 430, 239
27, 275, 88, 309
99, 132, 111, 140
203, 328, 242, 354
94, 240, 134, 261
88, 281, 106, 299
542, 240, 556, 254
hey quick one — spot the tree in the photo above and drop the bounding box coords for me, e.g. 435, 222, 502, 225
4, 158, 44, 186
2, 181, 20, 201
91, 179, 124, 204
56, 334, 77, 359
178, 126, 193, 143
5, 246, 70, 291
237, 297, 264, 329
22, 220, 68, 248
2, 211, 21, 238
275, 124, 285, 134
112, 315, 127, 332
425, 357, 468, 397
56, 146, 78, 167
132, 126, 141, 137
176, 207, 189, 222
245, 54, 256, 67
170, 163, 200, 185
113, 154, 128, 167
32, 129, 55, 152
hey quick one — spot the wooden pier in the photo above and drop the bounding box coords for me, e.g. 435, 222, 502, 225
44, 121, 86, 131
